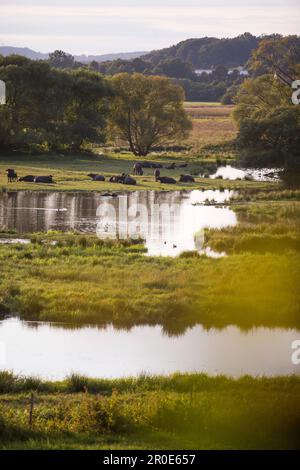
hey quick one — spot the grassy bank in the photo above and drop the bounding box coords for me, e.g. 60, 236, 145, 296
0, 372, 299, 449
0, 153, 278, 192
205, 201, 300, 254
0, 231, 299, 330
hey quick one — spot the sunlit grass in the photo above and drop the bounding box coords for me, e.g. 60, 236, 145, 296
0, 231, 299, 330
0, 372, 299, 449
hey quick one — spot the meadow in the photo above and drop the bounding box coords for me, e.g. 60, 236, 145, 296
0, 372, 300, 450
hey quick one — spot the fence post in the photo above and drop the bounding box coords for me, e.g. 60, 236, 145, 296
29, 392, 34, 427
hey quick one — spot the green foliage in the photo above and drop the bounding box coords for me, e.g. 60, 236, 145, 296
0, 56, 112, 152
153, 58, 196, 80
237, 106, 300, 167
144, 33, 260, 69
48, 50, 81, 69
248, 35, 300, 77
109, 73, 192, 156
233, 39, 300, 169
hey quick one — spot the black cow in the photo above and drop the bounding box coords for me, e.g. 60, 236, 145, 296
157, 176, 176, 184
179, 174, 195, 183
93, 175, 105, 181
151, 163, 163, 169
34, 175, 54, 184
6, 169, 18, 182
154, 168, 161, 181
109, 175, 123, 183
109, 174, 136, 185
133, 163, 143, 175
165, 163, 176, 170
123, 175, 136, 185
141, 161, 162, 169
18, 175, 35, 182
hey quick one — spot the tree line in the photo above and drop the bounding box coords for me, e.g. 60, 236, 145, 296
0, 56, 191, 156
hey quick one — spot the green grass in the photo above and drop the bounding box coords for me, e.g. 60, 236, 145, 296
0, 152, 279, 192
0, 372, 299, 449
205, 201, 300, 254
0, 231, 299, 330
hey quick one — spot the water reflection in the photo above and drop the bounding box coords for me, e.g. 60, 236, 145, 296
0, 190, 237, 256
209, 165, 281, 182
0, 318, 299, 379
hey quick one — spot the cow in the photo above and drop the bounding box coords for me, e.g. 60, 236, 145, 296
154, 168, 161, 181
34, 175, 54, 184
140, 161, 152, 168
157, 176, 176, 184
18, 175, 35, 182
141, 161, 162, 169
133, 163, 143, 176
109, 175, 123, 183
123, 175, 136, 185
165, 163, 176, 170
110, 174, 136, 185
179, 175, 195, 183
6, 169, 18, 182
92, 175, 105, 181
152, 163, 163, 169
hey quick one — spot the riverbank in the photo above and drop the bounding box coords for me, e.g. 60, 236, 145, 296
0, 153, 279, 192
0, 372, 299, 449
204, 201, 300, 254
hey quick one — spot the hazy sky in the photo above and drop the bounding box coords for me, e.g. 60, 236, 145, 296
0, 0, 299, 54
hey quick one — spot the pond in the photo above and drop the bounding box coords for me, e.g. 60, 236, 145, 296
0, 318, 299, 379
0, 190, 237, 256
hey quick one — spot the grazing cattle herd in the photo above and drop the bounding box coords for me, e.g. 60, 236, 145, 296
6, 170, 54, 184
5, 161, 195, 186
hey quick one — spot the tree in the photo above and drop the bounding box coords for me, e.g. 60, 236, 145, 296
233, 34, 300, 169
233, 75, 290, 124
0, 56, 112, 152
248, 36, 300, 79
109, 73, 191, 156
65, 69, 112, 151
48, 50, 83, 70
237, 106, 300, 168
211, 66, 228, 82
49, 50, 75, 69
153, 58, 196, 80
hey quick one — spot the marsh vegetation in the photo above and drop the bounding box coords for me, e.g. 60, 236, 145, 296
1, 372, 300, 450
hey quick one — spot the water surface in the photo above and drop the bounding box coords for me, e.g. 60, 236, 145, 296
0, 318, 299, 379
0, 190, 237, 256
209, 165, 281, 181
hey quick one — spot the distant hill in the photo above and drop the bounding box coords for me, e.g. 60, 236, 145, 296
143, 33, 262, 69
0, 34, 272, 69
0, 47, 148, 63
0, 47, 49, 60
75, 51, 148, 63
